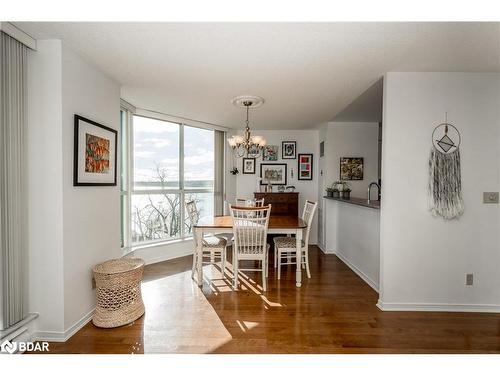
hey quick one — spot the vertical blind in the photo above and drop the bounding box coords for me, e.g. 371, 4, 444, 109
0, 31, 28, 329
214, 130, 225, 216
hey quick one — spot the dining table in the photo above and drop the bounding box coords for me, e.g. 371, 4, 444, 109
193, 215, 308, 288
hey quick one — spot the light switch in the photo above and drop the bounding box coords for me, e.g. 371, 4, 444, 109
483, 192, 499, 204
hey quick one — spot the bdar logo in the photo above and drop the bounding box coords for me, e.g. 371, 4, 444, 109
1, 340, 17, 354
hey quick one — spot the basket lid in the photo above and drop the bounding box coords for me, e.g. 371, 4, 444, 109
93, 258, 145, 274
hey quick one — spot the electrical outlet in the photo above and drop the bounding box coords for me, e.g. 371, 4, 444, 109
466, 273, 473, 286
483, 192, 499, 204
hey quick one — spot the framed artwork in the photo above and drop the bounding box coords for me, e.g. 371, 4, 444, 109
73, 114, 117, 186
260, 163, 287, 185
298, 153, 313, 180
282, 141, 297, 159
262, 145, 279, 161
340, 157, 364, 180
242, 157, 256, 174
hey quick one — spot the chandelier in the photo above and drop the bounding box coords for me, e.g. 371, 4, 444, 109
227, 95, 266, 158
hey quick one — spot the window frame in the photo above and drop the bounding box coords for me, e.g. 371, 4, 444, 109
120, 103, 134, 252
126, 112, 217, 249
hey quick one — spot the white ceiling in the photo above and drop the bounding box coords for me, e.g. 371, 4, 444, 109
16, 22, 500, 129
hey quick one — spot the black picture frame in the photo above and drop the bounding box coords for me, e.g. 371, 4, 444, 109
298, 153, 313, 180
282, 141, 297, 159
73, 114, 118, 186
242, 157, 256, 174
260, 163, 287, 185
339, 157, 364, 181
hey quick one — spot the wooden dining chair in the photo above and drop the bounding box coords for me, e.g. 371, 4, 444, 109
273, 200, 317, 279
186, 200, 228, 279
230, 204, 272, 291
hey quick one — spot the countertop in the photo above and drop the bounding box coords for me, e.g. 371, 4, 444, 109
323, 196, 380, 209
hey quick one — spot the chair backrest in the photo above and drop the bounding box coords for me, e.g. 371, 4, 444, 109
230, 205, 271, 256
255, 198, 265, 207
301, 200, 318, 248
235, 198, 247, 206
185, 200, 200, 246
186, 200, 199, 226
235, 198, 265, 207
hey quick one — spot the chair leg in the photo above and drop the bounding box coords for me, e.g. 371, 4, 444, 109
277, 249, 281, 280
191, 252, 197, 279
221, 248, 226, 279
266, 250, 269, 278
262, 259, 267, 292
305, 248, 311, 278
274, 244, 277, 268
233, 250, 238, 289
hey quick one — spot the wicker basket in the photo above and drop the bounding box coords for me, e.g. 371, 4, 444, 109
92, 258, 145, 328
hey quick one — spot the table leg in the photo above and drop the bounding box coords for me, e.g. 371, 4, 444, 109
295, 229, 303, 287
195, 228, 203, 286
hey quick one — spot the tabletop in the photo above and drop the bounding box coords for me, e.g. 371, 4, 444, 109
195, 215, 307, 229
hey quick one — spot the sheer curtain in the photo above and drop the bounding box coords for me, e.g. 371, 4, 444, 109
213, 130, 225, 215
0, 31, 28, 329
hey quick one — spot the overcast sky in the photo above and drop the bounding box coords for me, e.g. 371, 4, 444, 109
133, 116, 214, 185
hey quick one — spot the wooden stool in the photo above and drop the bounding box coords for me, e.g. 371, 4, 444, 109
92, 258, 145, 328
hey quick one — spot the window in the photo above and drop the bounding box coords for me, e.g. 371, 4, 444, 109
121, 113, 218, 248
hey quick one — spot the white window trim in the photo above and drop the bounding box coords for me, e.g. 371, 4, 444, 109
120, 105, 134, 253
135, 108, 229, 132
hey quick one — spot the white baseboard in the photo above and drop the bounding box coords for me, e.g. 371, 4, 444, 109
377, 301, 500, 313
34, 309, 94, 342
334, 251, 379, 292
316, 242, 327, 253
317, 244, 335, 254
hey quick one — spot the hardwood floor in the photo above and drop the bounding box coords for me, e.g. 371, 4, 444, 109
43, 246, 500, 354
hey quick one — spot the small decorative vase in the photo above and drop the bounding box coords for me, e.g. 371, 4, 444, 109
343, 191, 351, 199
327, 191, 333, 197
332, 191, 340, 198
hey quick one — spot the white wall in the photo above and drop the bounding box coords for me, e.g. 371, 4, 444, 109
321, 122, 380, 198
379, 72, 500, 312
324, 199, 380, 291
61, 45, 121, 331
27, 40, 121, 340
233, 130, 319, 244
27, 40, 65, 335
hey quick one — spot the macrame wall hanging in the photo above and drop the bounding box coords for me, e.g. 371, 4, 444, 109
428, 114, 464, 219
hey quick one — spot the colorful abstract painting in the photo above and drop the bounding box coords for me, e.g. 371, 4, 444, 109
263, 145, 279, 161
85, 133, 110, 173
298, 153, 313, 180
